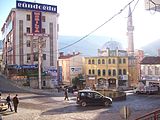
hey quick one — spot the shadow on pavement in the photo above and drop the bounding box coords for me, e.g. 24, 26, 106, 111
0, 111, 15, 116
41, 105, 111, 115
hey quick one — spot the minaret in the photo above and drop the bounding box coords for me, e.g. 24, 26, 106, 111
127, 5, 134, 56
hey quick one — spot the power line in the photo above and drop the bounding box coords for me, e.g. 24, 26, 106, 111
4, 0, 137, 60
128, 0, 140, 17
58, 0, 135, 51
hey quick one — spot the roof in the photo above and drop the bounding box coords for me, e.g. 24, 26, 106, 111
141, 56, 160, 64
59, 52, 80, 59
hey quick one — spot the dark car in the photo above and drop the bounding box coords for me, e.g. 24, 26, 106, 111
66, 86, 78, 93
76, 90, 112, 107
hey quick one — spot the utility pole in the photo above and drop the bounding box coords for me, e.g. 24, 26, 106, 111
32, 35, 47, 89
5, 41, 8, 76
38, 36, 42, 89
38, 36, 46, 89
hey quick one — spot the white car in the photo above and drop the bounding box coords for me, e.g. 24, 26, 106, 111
0, 99, 8, 112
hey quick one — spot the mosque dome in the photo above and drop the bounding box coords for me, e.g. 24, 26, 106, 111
101, 40, 124, 50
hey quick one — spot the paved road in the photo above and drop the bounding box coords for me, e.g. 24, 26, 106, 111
0, 92, 160, 120
0, 75, 160, 120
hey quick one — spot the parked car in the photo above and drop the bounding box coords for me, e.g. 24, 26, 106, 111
66, 86, 78, 93
76, 90, 112, 107
134, 85, 159, 94
134, 82, 159, 94
0, 99, 8, 112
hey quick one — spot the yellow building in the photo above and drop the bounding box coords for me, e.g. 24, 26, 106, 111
85, 46, 129, 90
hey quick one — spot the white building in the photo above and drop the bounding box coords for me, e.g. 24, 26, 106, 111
1, 1, 59, 70
140, 56, 160, 87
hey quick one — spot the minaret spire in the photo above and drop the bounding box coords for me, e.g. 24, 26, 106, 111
127, 5, 134, 56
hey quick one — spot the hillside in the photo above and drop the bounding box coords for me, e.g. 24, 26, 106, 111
141, 39, 160, 56
58, 35, 127, 56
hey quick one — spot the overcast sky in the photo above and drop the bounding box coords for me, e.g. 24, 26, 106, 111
1, 0, 160, 49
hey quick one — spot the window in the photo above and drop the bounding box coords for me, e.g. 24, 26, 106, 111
26, 40, 30, 47
102, 69, 106, 76
98, 59, 101, 64
113, 69, 116, 76
92, 59, 95, 64
118, 69, 122, 75
42, 16, 46, 22
87, 92, 94, 98
33, 52, 38, 61
108, 69, 111, 76
43, 54, 46, 60
98, 69, 101, 76
123, 69, 127, 75
26, 27, 30, 33
112, 59, 115, 64
102, 59, 105, 64
88, 59, 91, 64
92, 69, 95, 74
118, 59, 122, 64
89, 69, 91, 74
43, 81, 46, 86
94, 93, 101, 99
80, 92, 86, 97
27, 54, 31, 61
42, 41, 46, 48
108, 59, 111, 64
42, 28, 45, 34
155, 66, 159, 75
148, 66, 152, 75
123, 58, 126, 64
26, 14, 30, 21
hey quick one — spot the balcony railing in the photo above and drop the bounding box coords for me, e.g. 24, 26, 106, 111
135, 109, 160, 120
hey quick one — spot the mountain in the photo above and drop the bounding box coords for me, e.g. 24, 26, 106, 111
59, 35, 160, 56
58, 35, 127, 56
141, 39, 160, 56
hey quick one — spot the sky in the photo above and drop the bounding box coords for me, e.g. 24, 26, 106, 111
1, 0, 160, 49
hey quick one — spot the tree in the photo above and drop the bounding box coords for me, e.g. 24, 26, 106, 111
72, 74, 85, 89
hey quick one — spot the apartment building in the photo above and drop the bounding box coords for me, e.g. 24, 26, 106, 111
1, 1, 59, 72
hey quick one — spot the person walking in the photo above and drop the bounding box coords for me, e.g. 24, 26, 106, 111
64, 88, 69, 101
0, 92, 1, 100
12, 94, 19, 113
6, 94, 13, 112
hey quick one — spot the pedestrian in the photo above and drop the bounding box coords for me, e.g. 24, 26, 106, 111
6, 94, 13, 112
0, 92, 1, 100
64, 88, 69, 101
12, 94, 19, 113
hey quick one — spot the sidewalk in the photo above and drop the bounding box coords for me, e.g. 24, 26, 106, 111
21, 86, 76, 98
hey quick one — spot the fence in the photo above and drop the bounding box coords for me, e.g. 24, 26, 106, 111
135, 109, 160, 120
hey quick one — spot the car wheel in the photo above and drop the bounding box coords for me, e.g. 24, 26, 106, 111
104, 101, 110, 107
81, 101, 87, 107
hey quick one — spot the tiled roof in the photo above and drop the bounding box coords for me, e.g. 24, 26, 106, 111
141, 56, 160, 64
59, 52, 80, 59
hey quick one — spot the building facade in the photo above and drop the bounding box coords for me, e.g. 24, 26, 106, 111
85, 43, 129, 90
1, 1, 59, 72
58, 52, 84, 86
140, 56, 160, 87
